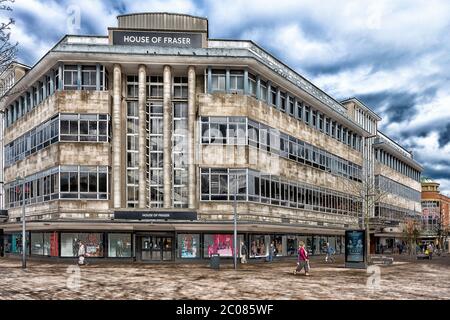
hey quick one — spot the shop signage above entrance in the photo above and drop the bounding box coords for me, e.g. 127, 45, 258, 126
114, 211, 197, 221
112, 30, 202, 48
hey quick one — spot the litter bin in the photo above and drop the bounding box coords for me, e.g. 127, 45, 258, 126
210, 254, 220, 269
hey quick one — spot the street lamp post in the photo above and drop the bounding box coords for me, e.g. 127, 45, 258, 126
16, 176, 26, 269
233, 174, 238, 271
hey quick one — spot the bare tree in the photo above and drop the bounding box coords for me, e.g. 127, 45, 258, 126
402, 218, 420, 258
0, 0, 17, 74
345, 173, 389, 263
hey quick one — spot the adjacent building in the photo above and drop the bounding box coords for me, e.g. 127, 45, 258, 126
0, 13, 423, 262
421, 178, 450, 251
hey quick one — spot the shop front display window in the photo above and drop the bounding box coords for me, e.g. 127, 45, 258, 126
203, 234, 243, 258
108, 233, 132, 258
177, 234, 200, 259
273, 235, 285, 256
249, 235, 270, 258
286, 236, 297, 256
61, 233, 104, 257
6, 233, 29, 255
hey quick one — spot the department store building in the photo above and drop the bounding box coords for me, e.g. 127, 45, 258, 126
0, 13, 423, 262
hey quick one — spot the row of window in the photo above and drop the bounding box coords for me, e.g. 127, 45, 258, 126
173, 102, 189, 208
201, 117, 362, 182
146, 103, 164, 208
3, 232, 345, 259
5, 64, 108, 128
375, 175, 421, 202
4, 114, 110, 167
207, 68, 363, 152
375, 148, 421, 182
126, 100, 140, 207
200, 168, 362, 216
126, 75, 188, 99
374, 203, 420, 222
5, 166, 109, 208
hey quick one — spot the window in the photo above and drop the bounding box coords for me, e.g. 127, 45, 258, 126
248, 73, 257, 97
59, 114, 109, 143
61, 233, 104, 257
31, 232, 58, 256
229, 70, 244, 92
204, 234, 243, 258
81, 65, 97, 90
127, 101, 139, 207
173, 102, 188, 208
270, 86, 277, 106
63, 65, 78, 90
173, 76, 188, 99
297, 101, 303, 120
147, 76, 163, 98
279, 92, 286, 112
200, 168, 246, 201
304, 106, 310, 124
318, 113, 323, 131
177, 234, 200, 258
200, 168, 362, 218
325, 117, 330, 135
260, 80, 268, 102
108, 234, 132, 258
288, 96, 295, 115
312, 110, 317, 127
5, 166, 109, 207
127, 75, 138, 98
211, 70, 225, 92
147, 102, 164, 208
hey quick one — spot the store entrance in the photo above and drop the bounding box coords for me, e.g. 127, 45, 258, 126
139, 235, 173, 261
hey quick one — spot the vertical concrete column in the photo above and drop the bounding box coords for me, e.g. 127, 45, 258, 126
112, 64, 122, 208
49, 70, 54, 96
243, 69, 249, 95
96, 64, 101, 91
77, 65, 82, 90
58, 64, 63, 90
225, 69, 230, 93
207, 67, 212, 94
187, 66, 196, 209
256, 75, 261, 100
138, 65, 147, 208
163, 65, 173, 208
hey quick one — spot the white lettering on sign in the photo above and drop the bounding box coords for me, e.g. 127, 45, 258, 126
122, 35, 194, 45
114, 31, 201, 47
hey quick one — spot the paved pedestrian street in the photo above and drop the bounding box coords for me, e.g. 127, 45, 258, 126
0, 255, 449, 300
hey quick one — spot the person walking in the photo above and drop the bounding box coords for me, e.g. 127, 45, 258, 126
78, 240, 86, 266
240, 241, 248, 264
325, 242, 335, 263
294, 242, 310, 276
428, 243, 433, 260
267, 242, 274, 262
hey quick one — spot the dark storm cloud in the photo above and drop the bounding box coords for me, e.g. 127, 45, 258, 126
438, 124, 450, 148
422, 165, 450, 181
13, 7, 63, 42
358, 91, 419, 123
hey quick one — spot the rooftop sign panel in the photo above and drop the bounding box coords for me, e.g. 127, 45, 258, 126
112, 30, 203, 48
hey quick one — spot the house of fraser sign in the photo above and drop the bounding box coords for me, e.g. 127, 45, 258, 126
112, 30, 202, 48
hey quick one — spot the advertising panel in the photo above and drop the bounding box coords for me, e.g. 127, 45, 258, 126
345, 230, 366, 268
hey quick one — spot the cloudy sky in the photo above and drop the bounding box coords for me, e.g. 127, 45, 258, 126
2, 0, 450, 194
